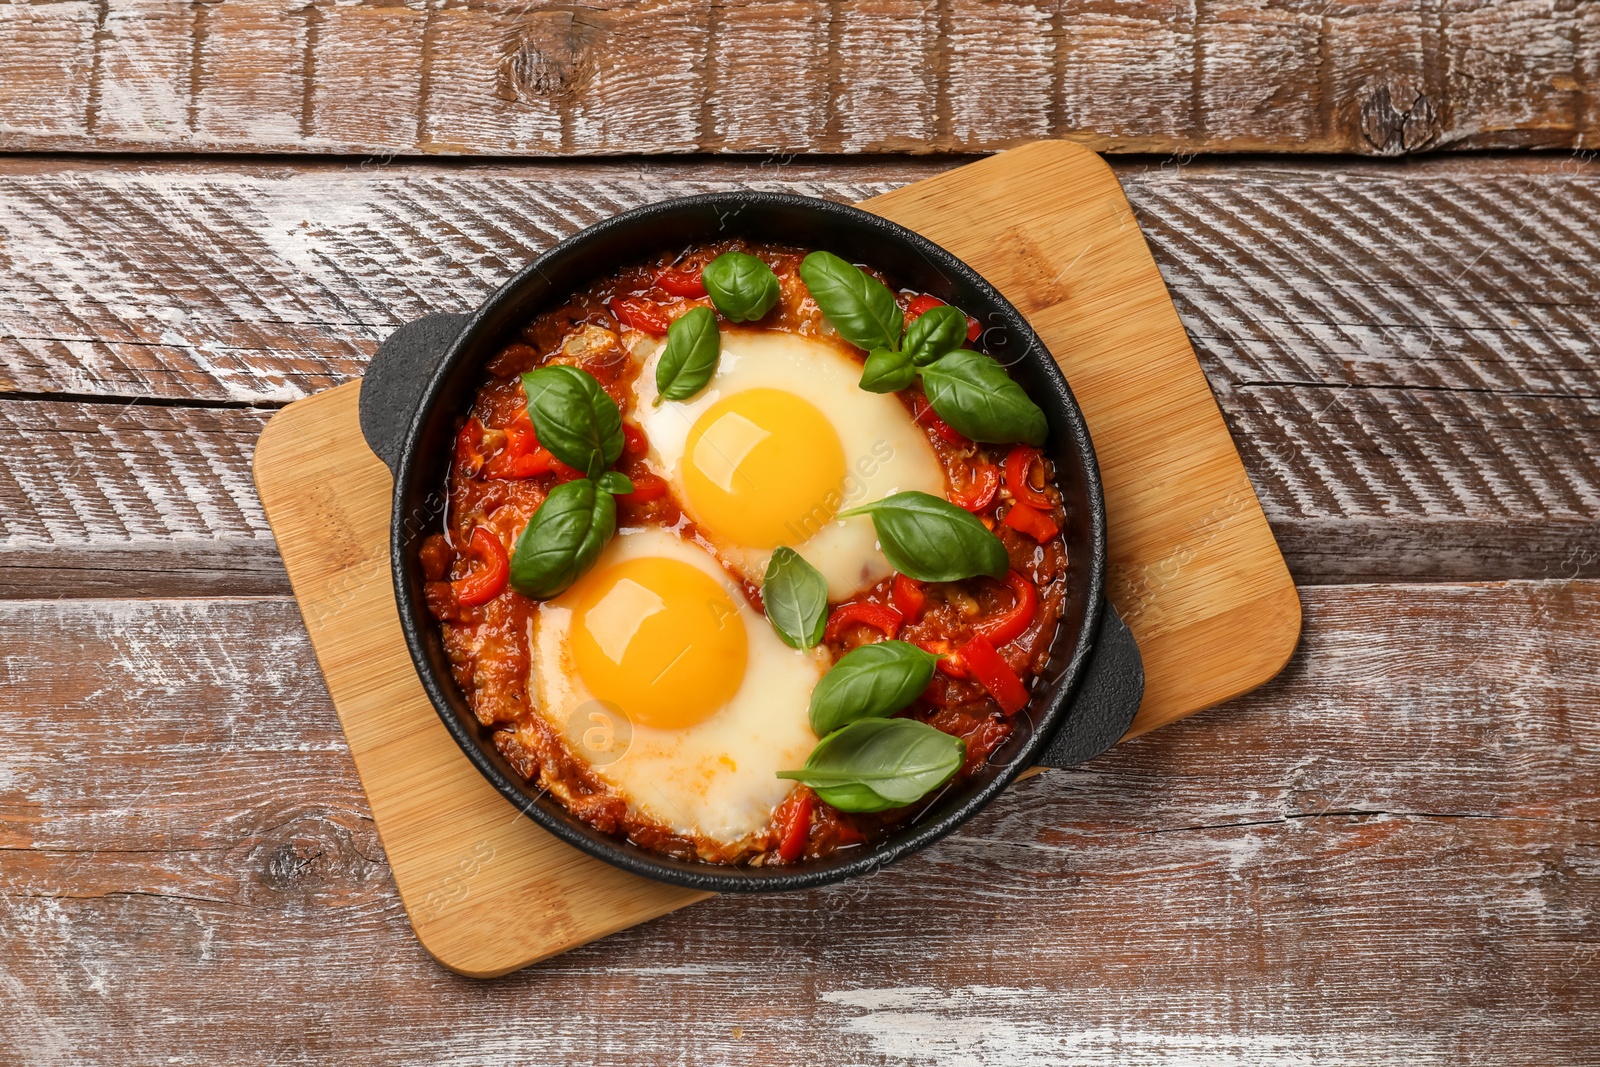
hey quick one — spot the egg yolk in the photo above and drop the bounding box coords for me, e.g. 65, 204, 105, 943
569, 557, 748, 730
680, 388, 848, 549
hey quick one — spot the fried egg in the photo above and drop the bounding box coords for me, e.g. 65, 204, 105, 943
530, 527, 826, 850
630, 327, 946, 599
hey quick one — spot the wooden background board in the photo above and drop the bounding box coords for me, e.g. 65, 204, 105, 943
2, 151, 1597, 1061
866, 144, 1300, 734
252, 141, 1299, 974
1, 0, 1596, 157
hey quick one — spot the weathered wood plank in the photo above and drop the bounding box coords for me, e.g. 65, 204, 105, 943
0, 0, 1595, 156
0, 158, 1595, 590
0, 400, 285, 598
0, 582, 1595, 1062
7, 158, 1595, 407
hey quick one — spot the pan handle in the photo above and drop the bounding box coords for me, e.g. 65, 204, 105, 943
359, 312, 471, 474
1032, 602, 1144, 768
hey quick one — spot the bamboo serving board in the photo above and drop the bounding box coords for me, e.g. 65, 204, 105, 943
254, 140, 1301, 977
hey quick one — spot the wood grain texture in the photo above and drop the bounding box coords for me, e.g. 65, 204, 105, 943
249, 143, 1299, 971
0, 399, 285, 597
0, 155, 1594, 591
1129, 160, 1600, 582
1, 581, 1594, 1062
1, 0, 1596, 155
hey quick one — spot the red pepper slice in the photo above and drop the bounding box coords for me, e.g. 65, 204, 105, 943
973, 571, 1038, 647
777, 787, 814, 863
451, 527, 510, 606
609, 296, 671, 337
905, 294, 980, 342
621, 422, 650, 461
905, 293, 945, 323
912, 396, 972, 448
454, 417, 486, 477
616, 472, 670, 505
656, 266, 708, 298
824, 601, 903, 644
916, 637, 972, 679
1003, 445, 1053, 509
959, 634, 1030, 714
950, 460, 999, 511
890, 574, 926, 621
1002, 501, 1061, 542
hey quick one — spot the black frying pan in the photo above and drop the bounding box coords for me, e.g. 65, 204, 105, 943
358, 193, 1142, 893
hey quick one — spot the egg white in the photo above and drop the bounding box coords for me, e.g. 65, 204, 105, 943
529, 527, 827, 850
629, 327, 946, 599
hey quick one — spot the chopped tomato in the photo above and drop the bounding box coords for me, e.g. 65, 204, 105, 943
973, 570, 1038, 647
965, 315, 982, 343
950, 459, 999, 511
959, 634, 1030, 714
483, 413, 557, 480
609, 296, 670, 337
1001, 501, 1060, 542
962, 716, 1013, 775
550, 457, 587, 483
452, 527, 510, 606
656, 266, 707, 298
616, 472, 669, 505
825, 601, 903, 644
1003, 446, 1053, 509
621, 422, 650, 461
890, 574, 926, 620
778, 787, 814, 863
454, 417, 485, 477
419, 533, 453, 581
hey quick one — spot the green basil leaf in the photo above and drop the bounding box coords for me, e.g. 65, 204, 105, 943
799, 250, 903, 352
812, 782, 899, 814
508, 478, 616, 599
903, 305, 968, 366
762, 547, 829, 650
654, 305, 721, 403
702, 252, 780, 322
595, 471, 634, 496
777, 718, 965, 810
521, 365, 624, 480
918, 349, 1048, 446
840, 491, 1008, 582
808, 640, 939, 736
858, 347, 915, 393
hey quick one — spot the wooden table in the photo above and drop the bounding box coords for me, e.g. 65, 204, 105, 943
2, 6, 1597, 1064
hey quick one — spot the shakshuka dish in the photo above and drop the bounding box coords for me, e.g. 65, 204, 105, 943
420, 241, 1070, 866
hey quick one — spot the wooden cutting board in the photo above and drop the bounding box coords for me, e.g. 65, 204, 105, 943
254, 139, 1301, 977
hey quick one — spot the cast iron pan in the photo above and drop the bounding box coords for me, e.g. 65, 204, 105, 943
359, 193, 1143, 893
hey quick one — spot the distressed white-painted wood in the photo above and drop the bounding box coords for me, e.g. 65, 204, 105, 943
0, 583, 1595, 1062
0, 400, 282, 596
1, 0, 1595, 156
0, 158, 1595, 589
